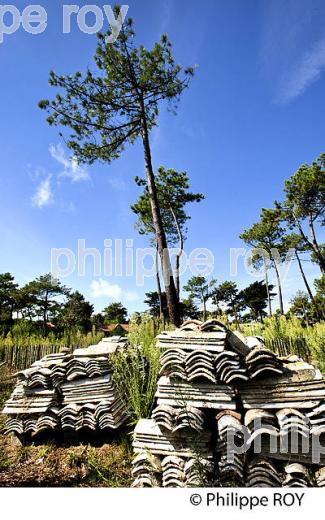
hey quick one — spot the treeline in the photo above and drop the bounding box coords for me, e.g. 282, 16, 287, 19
239, 152, 324, 321
0, 273, 130, 337
143, 277, 275, 326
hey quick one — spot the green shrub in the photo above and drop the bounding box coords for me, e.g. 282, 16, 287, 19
111, 317, 171, 424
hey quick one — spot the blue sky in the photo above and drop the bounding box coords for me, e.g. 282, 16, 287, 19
0, 0, 324, 316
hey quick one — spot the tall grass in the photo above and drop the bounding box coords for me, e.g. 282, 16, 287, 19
242, 316, 325, 371
111, 317, 174, 425
0, 330, 104, 369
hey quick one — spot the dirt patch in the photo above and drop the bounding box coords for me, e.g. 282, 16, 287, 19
0, 441, 133, 487
0, 367, 133, 487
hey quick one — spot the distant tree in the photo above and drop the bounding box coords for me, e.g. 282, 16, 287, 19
282, 233, 323, 320
179, 297, 201, 321
59, 291, 94, 332
183, 276, 217, 321
289, 291, 312, 324
315, 274, 325, 297
92, 313, 105, 329
132, 167, 204, 298
276, 154, 325, 272
144, 291, 168, 319
0, 273, 18, 331
214, 281, 242, 329
22, 274, 69, 334
240, 208, 287, 315
39, 13, 194, 325
237, 281, 274, 323
103, 302, 128, 324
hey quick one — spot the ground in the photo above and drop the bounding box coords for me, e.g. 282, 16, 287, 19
0, 367, 133, 487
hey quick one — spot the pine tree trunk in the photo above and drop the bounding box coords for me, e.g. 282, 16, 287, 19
139, 98, 180, 326
169, 206, 183, 299
202, 298, 207, 322
155, 241, 163, 320
309, 214, 325, 273
294, 211, 325, 273
263, 256, 272, 317
295, 249, 323, 319
273, 262, 284, 315
231, 300, 241, 331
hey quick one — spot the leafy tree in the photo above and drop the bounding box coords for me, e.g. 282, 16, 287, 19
103, 302, 128, 324
132, 167, 204, 297
282, 233, 323, 319
214, 281, 242, 329
237, 281, 274, 323
315, 274, 325, 297
39, 13, 194, 325
22, 274, 69, 334
277, 154, 325, 272
144, 290, 168, 319
59, 291, 94, 332
0, 273, 18, 331
183, 276, 217, 321
179, 297, 201, 321
289, 291, 312, 324
92, 312, 105, 329
240, 208, 287, 315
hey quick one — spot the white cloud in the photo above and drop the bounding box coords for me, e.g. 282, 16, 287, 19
49, 143, 89, 182
260, 2, 325, 105
277, 37, 325, 105
107, 177, 127, 191
32, 176, 52, 208
90, 278, 139, 302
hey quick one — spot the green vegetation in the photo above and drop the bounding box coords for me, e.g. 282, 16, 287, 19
132, 166, 204, 304
243, 316, 325, 373
103, 302, 128, 324
111, 317, 172, 424
0, 330, 104, 370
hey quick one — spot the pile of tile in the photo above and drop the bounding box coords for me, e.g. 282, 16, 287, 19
162, 456, 185, 487
307, 403, 325, 435
152, 405, 205, 433
131, 452, 162, 488
132, 322, 325, 487
155, 376, 236, 410
315, 467, 325, 487
133, 419, 212, 458
186, 350, 216, 383
2, 337, 128, 438
282, 463, 310, 487
245, 345, 284, 379
159, 349, 187, 380
216, 410, 245, 485
215, 351, 249, 384
246, 457, 282, 487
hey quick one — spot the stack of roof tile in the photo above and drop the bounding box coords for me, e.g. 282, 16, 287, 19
215, 351, 249, 384
3, 337, 128, 438
245, 345, 284, 379
282, 463, 310, 487
131, 452, 162, 488
155, 376, 236, 410
216, 411, 245, 485
307, 403, 325, 436
246, 457, 282, 487
162, 455, 185, 487
315, 467, 325, 487
133, 419, 212, 458
185, 350, 216, 383
133, 323, 325, 487
277, 408, 310, 439
159, 349, 187, 380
